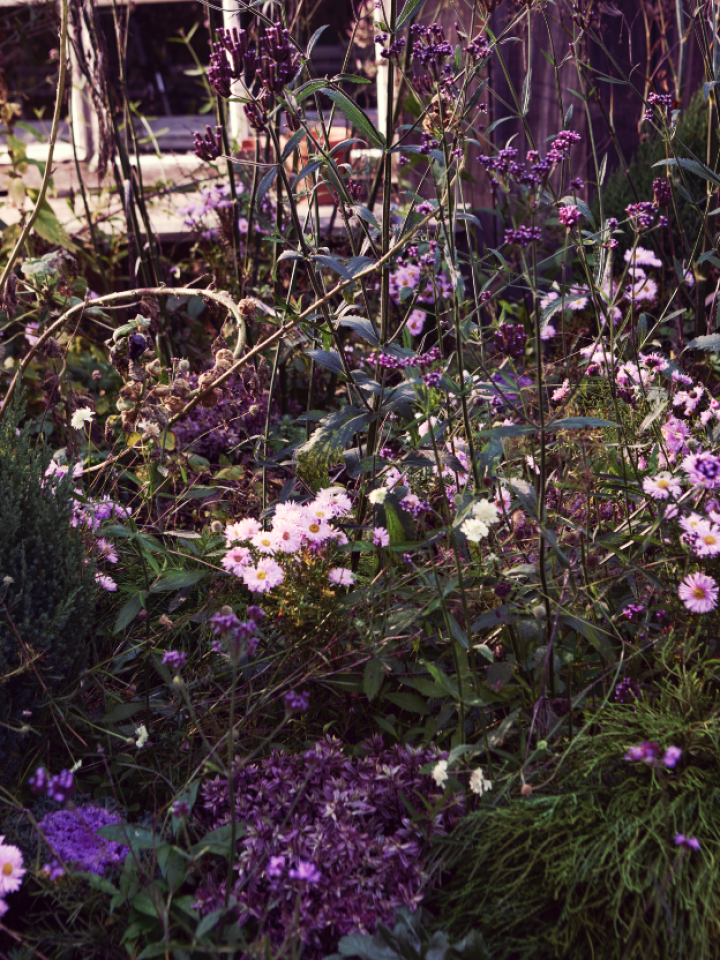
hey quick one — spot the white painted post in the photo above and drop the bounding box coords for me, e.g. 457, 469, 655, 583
222, 0, 250, 145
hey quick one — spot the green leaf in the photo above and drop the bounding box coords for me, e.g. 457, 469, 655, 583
97, 824, 157, 851
363, 659, 385, 701
295, 407, 373, 487
561, 614, 615, 662
653, 156, 720, 186
384, 691, 430, 715
306, 349, 346, 376
113, 591, 147, 633
396, 0, 428, 29
320, 89, 386, 149
32, 204, 75, 250
337, 315, 380, 345
549, 417, 616, 430
685, 333, 720, 352
149, 570, 206, 593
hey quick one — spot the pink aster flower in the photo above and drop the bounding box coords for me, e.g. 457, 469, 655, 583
328, 567, 355, 586
552, 379, 571, 402
242, 558, 285, 593
301, 518, 335, 544
95, 573, 117, 592
95, 538, 118, 563
315, 489, 352, 516
251, 530, 277, 554
661, 416, 691, 457
0, 844, 25, 895
682, 451, 720, 489
225, 518, 261, 543
693, 522, 720, 557
625, 246, 662, 269
642, 472, 681, 500
678, 572, 719, 614
407, 309, 426, 335
222, 545, 252, 574
373, 527, 390, 547
271, 523, 303, 554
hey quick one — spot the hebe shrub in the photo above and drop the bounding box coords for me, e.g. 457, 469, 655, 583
0, 399, 94, 770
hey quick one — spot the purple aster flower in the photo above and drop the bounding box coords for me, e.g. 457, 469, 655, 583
663, 746, 682, 769
675, 833, 700, 851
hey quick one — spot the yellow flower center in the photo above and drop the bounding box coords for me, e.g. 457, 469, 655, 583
2, 863, 12, 876
657, 478, 669, 488
705, 535, 717, 545
693, 587, 706, 599
261, 538, 271, 546
309, 523, 320, 533
257, 571, 267, 580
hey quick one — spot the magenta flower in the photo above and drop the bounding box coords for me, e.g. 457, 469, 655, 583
288, 860, 322, 882
678, 572, 719, 614
558, 205, 581, 228
675, 833, 700, 851
663, 746, 682, 768
624, 741, 660, 764
373, 527, 390, 547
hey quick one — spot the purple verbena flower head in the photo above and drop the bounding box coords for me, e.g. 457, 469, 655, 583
38, 806, 129, 876
162, 650, 187, 671
285, 690, 309, 712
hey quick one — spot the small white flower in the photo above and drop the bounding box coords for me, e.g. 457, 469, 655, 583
469, 768, 493, 796
432, 760, 449, 786
71, 407, 95, 431
138, 419, 161, 440
135, 724, 149, 748
368, 488, 388, 505
472, 500, 499, 526
461, 517, 490, 542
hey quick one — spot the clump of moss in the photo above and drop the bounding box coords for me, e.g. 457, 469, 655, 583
432, 648, 720, 959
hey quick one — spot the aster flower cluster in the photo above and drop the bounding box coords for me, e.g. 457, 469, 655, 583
221, 488, 354, 594
0, 838, 25, 915
459, 498, 501, 542
193, 736, 464, 955
38, 806, 129, 877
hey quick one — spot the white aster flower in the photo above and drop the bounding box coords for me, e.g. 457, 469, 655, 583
461, 517, 490, 542
469, 768, 493, 796
368, 488, 388, 505
432, 760, 449, 786
472, 499, 499, 526
71, 407, 95, 431
135, 724, 149, 748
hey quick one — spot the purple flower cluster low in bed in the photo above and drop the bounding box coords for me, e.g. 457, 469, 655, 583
193, 735, 464, 956
38, 806, 129, 876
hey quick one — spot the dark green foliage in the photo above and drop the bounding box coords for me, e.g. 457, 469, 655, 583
327, 908, 491, 960
599, 91, 709, 254
433, 652, 720, 959
0, 399, 94, 774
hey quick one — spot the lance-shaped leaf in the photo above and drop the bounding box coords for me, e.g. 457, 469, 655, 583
295, 407, 373, 486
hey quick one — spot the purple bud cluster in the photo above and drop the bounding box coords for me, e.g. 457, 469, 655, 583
626, 201, 659, 231
653, 177, 672, 208
624, 741, 682, 769
211, 605, 264, 658
37, 806, 129, 876
30, 767, 75, 803
410, 23, 455, 85
208, 22, 299, 132
648, 92, 673, 108
614, 677, 641, 704
464, 30, 490, 62
558, 205, 581, 228
193, 125, 223, 163
504, 226, 542, 247
422, 370, 443, 387
374, 33, 406, 60
494, 322, 526, 360
193, 736, 464, 956
366, 345, 442, 371
622, 603, 645, 620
